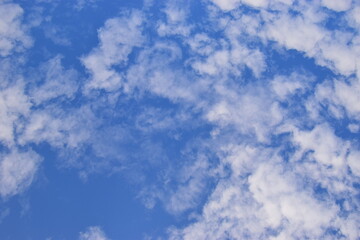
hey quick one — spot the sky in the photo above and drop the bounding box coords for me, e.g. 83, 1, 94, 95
0, 0, 360, 239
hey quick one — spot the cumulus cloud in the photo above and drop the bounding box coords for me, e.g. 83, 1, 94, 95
168, 141, 358, 239
239, 1, 360, 76
321, 0, 352, 12
271, 73, 311, 99
2, 0, 360, 239
249, 163, 338, 238
0, 2, 32, 56
210, 0, 241, 11
81, 10, 144, 92
79, 226, 109, 240
314, 77, 360, 120
157, 0, 192, 37
348, 150, 360, 177
264, 12, 326, 55
210, 0, 269, 11
0, 81, 31, 146
19, 105, 94, 150
76, 5, 360, 239
206, 84, 283, 142
0, 54, 86, 200
348, 123, 360, 133
0, 149, 42, 198
292, 124, 349, 168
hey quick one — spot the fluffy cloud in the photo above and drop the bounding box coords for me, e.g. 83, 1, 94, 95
0, 149, 42, 198
321, 0, 352, 12
348, 150, 360, 177
264, 13, 326, 55
77, 5, 360, 239
19, 105, 94, 150
206, 84, 283, 142
292, 124, 349, 168
168, 141, 357, 239
0, 81, 31, 146
0, 2, 32, 56
271, 73, 311, 100
249, 163, 338, 238
79, 226, 109, 240
0, 53, 85, 200
210, 0, 241, 11
210, 0, 268, 11
81, 10, 144, 92
157, 0, 192, 37
243, 1, 360, 76
2, 0, 360, 239
313, 77, 360, 120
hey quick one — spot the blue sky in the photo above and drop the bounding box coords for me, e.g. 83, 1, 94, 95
0, 0, 360, 239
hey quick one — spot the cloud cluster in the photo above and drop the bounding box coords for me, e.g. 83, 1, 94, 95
1, 0, 359, 239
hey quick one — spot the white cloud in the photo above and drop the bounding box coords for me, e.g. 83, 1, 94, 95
256, 2, 360, 76
292, 124, 349, 168
168, 145, 341, 239
74, 2, 360, 240
75, 0, 98, 10
79, 226, 109, 240
0, 2, 32, 56
164, 155, 211, 214
0, 149, 42, 198
82, 10, 144, 92
348, 123, 360, 133
316, 34, 358, 76
168, 178, 266, 240
43, 24, 71, 46
347, 150, 360, 177
271, 73, 311, 99
0, 208, 10, 223
208, 1, 358, 77
210, 0, 241, 11
264, 13, 326, 54
187, 33, 217, 56
29, 56, 79, 104
332, 78, 360, 119
19, 106, 93, 149
191, 45, 265, 78
338, 213, 360, 240
0, 81, 31, 146
125, 41, 201, 102
157, 0, 192, 37
206, 84, 283, 142
250, 163, 338, 239
242, 0, 268, 8
192, 49, 230, 75
168, 140, 358, 239
137, 143, 216, 214
50, 4, 360, 240
348, 6, 360, 27
313, 77, 360, 120
321, 0, 352, 12
210, 0, 268, 11
0, 1, 356, 238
